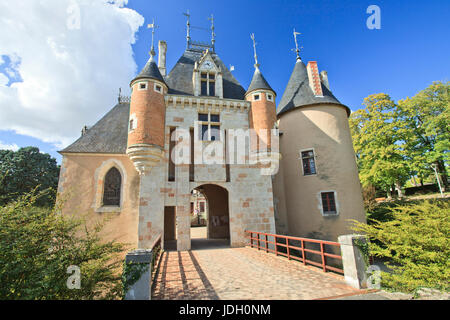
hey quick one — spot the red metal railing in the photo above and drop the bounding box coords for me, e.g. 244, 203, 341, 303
245, 230, 344, 274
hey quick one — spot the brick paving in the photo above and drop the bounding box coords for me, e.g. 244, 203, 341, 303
152, 244, 365, 300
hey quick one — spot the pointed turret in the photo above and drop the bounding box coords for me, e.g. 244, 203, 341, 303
245, 34, 277, 161
127, 46, 168, 175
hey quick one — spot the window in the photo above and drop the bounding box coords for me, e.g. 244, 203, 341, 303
138, 82, 148, 90
129, 119, 134, 131
198, 113, 221, 141
199, 202, 205, 212
267, 93, 274, 102
200, 72, 216, 96
321, 192, 337, 215
103, 167, 121, 206
301, 150, 316, 175
154, 83, 162, 93
253, 93, 260, 101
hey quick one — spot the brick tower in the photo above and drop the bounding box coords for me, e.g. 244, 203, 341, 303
127, 50, 167, 175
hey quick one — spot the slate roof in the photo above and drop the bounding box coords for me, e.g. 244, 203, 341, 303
246, 67, 275, 95
165, 49, 246, 100
60, 102, 130, 154
277, 59, 347, 116
132, 55, 166, 85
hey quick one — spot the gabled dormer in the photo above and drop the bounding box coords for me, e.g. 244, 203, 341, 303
192, 49, 223, 98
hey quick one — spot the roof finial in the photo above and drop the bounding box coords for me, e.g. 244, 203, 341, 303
250, 33, 259, 69
293, 28, 303, 61
208, 14, 215, 51
148, 18, 158, 57
183, 10, 191, 49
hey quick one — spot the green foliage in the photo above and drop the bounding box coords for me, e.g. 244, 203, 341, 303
0, 147, 60, 206
397, 81, 449, 188
0, 190, 127, 300
349, 93, 410, 194
350, 81, 449, 194
122, 261, 149, 297
351, 200, 450, 292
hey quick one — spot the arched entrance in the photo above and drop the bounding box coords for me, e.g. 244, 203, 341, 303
190, 184, 230, 249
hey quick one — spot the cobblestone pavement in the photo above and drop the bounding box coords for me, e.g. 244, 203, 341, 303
152, 244, 365, 300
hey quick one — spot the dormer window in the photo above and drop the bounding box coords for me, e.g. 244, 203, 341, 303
201, 72, 216, 96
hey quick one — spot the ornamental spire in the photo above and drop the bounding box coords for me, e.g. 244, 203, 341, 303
148, 18, 159, 57
292, 28, 303, 61
250, 33, 259, 69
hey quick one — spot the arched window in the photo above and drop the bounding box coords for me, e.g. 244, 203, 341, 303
103, 167, 121, 206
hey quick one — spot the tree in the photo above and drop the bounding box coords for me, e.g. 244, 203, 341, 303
349, 93, 410, 197
0, 191, 127, 300
397, 81, 449, 190
0, 147, 60, 206
351, 200, 449, 293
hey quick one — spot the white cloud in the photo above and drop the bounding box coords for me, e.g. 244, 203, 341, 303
0, 0, 145, 148
0, 141, 19, 152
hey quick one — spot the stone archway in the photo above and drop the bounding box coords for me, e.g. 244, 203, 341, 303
191, 184, 230, 248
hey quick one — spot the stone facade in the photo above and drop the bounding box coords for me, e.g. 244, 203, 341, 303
58, 35, 366, 253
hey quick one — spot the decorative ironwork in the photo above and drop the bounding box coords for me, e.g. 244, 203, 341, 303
183, 11, 215, 52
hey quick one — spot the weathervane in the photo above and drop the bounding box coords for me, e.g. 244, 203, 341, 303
250, 33, 259, 68
148, 18, 159, 56
183, 10, 191, 49
293, 28, 302, 60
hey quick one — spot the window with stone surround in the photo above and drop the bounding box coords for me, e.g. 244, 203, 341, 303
301, 149, 317, 175
200, 72, 216, 96
320, 191, 337, 215
102, 167, 121, 206
138, 82, 148, 90
198, 113, 221, 141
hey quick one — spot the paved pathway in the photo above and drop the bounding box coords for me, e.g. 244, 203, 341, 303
152, 242, 365, 300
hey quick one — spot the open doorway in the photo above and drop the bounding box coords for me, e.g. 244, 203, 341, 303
164, 206, 177, 251
190, 184, 230, 249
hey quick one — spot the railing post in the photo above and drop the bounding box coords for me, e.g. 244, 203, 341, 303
287, 238, 290, 260
274, 235, 278, 256
250, 232, 253, 248
301, 240, 306, 265
320, 242, 327, 272
257, 233, 260, 250
338, 234, 370, 289
123, 249, 153, 300
265, 234, 268, 253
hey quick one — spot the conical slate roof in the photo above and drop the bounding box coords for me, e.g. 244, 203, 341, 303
132, 54, 166, 85
246, 66, 275, 95
277, 59, 347, 116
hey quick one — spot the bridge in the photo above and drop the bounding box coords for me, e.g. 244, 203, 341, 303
122, 229, 372, 300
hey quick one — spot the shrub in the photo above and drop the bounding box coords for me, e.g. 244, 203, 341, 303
0, 190, 127, 299
351, 200, 449, 293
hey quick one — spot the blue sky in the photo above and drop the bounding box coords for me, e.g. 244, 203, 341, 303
1, 0, 449, 163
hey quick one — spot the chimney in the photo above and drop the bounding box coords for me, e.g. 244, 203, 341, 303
158, 40, 167, 77
306, 61, 323, 97
320, 70, 330, 91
